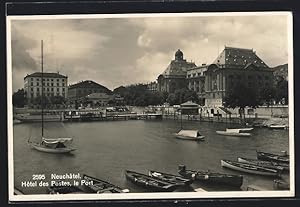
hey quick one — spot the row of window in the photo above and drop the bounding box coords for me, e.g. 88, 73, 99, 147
30, 78, 65, 82
187, 72, 204, 78
31, 82, 65, 86
30, 88, 65, 92
228, 74, 270, 80
29, 92, 65, 98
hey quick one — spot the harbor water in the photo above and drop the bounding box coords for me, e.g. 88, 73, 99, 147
13, 119, 289, 194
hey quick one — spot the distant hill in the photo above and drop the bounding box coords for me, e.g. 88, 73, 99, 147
272, 63, 288, 81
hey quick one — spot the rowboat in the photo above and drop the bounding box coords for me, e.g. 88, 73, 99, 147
221, 160, 281, 177
174, 130, 205, 141
148, 170, 193, 186
227, 128, 254, 132
269, 124, 288, 130
237, 157, 288, 172
178, 165, 243, 188
216, 128, 251, 137
48, 174, 129, 194
273, 179, 289, 190
256, 151, 289, 163
125, 170, 179, 192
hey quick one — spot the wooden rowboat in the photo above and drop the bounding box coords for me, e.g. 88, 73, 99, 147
257, 151, 289, 163
48, 174, 129, 194
221, 160, 281, 177
237, 157, 288, 172
178, 165, 243, 188
148, 170, 193, 186
125, 170, 179, 192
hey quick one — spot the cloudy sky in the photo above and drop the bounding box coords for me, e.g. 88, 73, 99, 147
9, 13, 290, 92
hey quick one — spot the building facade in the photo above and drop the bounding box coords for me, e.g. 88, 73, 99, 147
193, 47, 273, 107
186, 64, 208, 105
68, 80, 111, 101
157, 49, 197, 93
24, 72, 68, 101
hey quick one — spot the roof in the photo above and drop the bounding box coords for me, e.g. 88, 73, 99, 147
69, 80, 111, 92
85, 92, 111, 99
180, 101, 199, 107
24, 72, 67, 79
177, 130, 199, 138
161, 60, 197, 77
213, 46, 269, 69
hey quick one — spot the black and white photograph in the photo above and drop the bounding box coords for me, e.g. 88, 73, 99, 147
7, 12, 294, 201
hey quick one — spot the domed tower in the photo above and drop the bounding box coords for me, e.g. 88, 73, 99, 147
175, 49, 184, 61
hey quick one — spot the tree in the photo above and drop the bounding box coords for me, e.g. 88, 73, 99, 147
275, 79, 288, 104
223, 83, 260, 122
12, 89, 27, 107
259, 86, 276, 106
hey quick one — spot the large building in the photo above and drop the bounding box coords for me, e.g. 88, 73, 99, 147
157, 49, 197, 93
187, 46, 274, 107
68, 80, 111, 101
24, 72, 68, 101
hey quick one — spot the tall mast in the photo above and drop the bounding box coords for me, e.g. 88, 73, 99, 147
41, 40, 44, 137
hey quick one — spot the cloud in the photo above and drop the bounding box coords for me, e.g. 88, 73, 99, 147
9, 14, 289, 92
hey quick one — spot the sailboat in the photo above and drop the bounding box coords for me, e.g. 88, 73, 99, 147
28, 40, 75, 154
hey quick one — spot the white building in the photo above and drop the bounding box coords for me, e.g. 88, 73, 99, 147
24, 72, 68, 101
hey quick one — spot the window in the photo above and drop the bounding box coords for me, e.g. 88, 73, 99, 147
62, 83, 65, 86
51, 88, 54, 91
47, 88, 49, 91
62, 79, 65, 82
57, 88, 59, 91
31, 78, 33, 81
47, 83, 49, 86
57, 83, 59, 86
31, 82, 33, 86
31, 88, 33, 91
57, 79, 59, 82
51, 83, 54, 86
37, 82, 39, 86
51, 79, 53, 81
37, 88, 39, 91
62, 88, 65, 91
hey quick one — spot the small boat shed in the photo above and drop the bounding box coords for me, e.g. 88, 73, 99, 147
180, 101, 199, 115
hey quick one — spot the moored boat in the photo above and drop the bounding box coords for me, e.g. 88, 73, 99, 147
48, 174, 129, 194
237, 157, 288, 172
221, 159, 281, 177
174, 130, 205, 141
216, 128, 251, 137
268, 124, 288, 130
273, 179, 289, 190
29, 141, 76, 154
178, 165, 243, 188
148, 170, 193, 186
227, 127, 254, 132
125, 170, 179, 192
256, 151, 289, 163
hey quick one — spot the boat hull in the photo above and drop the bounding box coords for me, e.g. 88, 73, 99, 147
125, 170, 178, 192
237, 157, 287, 172
257, 151, 289, 163
174, 134, 205, 141
178, 167, 243, 188
221, 160, 280, 177
30, 143, 75, 154
148, 170, 193, 186
216, 131, 251, 137
48, 174, 128, 194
